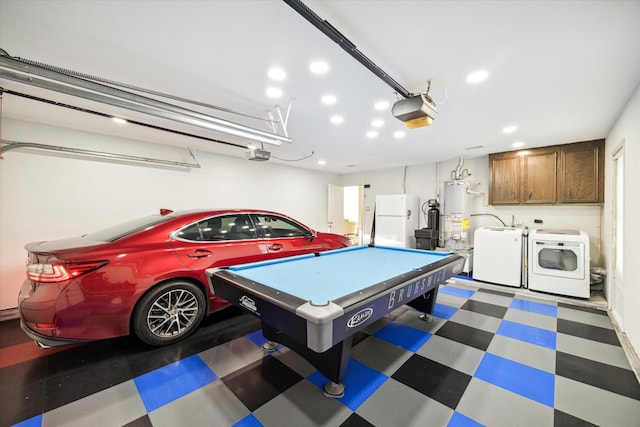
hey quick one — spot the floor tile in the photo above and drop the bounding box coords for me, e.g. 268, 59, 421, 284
134, 354, 217, 412
510, 297, 558, 317
252, 379, 351, 427
198, 336, 266, 378
555, 375, 640, 427
469, 290, 514, 308
351, 335, 413, 376
496, 320, 557, 349
474, 353, 555, 407
556, 332, 632, 369
392, 306, 448, 333
372, 322, 432, 352
222, 354, 302, 411
270, 346, 316, 378
435, 321, 495, 351
556, 351, 640, 399
476, 287, 516, 298
486, 334, 556, 373
148, 380, 250, 427
558, 305, 613, 329
122, 415, 153, 427
307, 359, 387, 411
416, 335, 485, 376
354, 378, 453, 427
449, 307, 501, 333
339, 412, 375, 427
553, 409, 598, 427
503, 307, 557, 331
557, 318, 620, 345
460, 299, 508, 318
439, 285, 476, 300
392, 354, 472, 409
432, 303, 459, 320
41, 380, 145, 427
232, 414, 263, 427
456, 378, 554, 427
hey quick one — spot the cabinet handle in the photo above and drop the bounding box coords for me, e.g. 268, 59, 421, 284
529, 192, 533, 200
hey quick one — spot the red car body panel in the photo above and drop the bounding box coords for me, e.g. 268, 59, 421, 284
18, 209, 351, 346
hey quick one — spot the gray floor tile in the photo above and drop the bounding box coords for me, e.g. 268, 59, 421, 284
253, 379, 351, 427
557, 333, 633, 369
392, 307, 447, 333
355, 378, 453, 427
271, 346, 316, 378
555, 376, 640, 427
456, 378, 554, 427
198, 336, 266, 377
487, 334, 556, 373
504, 308, 558, 331
558, 306, 614, 329
416, 335, 485, 376
470, 290, 514, 307
436, 293, 468, 308
148, 380, 249, 427
450, 308, 502, 333
351, 335, 413, 376
42, 380, 145, 427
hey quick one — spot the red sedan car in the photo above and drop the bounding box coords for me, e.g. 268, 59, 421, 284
18, 209, 351, 348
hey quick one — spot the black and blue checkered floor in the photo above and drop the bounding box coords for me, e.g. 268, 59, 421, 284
1, 280, 640, 427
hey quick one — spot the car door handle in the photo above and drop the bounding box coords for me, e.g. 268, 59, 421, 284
187, 249, 212, 258
268, 243, 284, 251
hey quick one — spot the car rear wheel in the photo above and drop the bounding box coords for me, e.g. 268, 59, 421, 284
133, 281, 206, 346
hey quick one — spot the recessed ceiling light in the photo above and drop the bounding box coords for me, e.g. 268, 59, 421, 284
466, 70, 489, 84
321, 94, 337, 105
318, 160, 326, 166
111, 117, 127, 124
503, 125, 518, 133
330, 115, 344, 124
393, 130, 406, 138
366, 131, 378, 138
309, 61, 329, 75
266, 87, 282, 98
267, 67, 286, 81
374, 100, 390, 110
512, 141, 525, 148
371, 119, 384, 128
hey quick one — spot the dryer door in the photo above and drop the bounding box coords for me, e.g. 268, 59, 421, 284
531, 240, 585, 280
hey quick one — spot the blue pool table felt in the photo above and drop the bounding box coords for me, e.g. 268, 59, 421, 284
227, 246, 451, 306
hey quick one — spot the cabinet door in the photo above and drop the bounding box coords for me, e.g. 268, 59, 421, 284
523, 151, 557, 204
489, 156, 520, 204
559, 141, 603, 203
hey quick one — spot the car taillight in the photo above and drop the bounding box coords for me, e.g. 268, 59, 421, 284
26, 261, 108, 283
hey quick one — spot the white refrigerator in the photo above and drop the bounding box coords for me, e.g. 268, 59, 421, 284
375, 194, 420, 248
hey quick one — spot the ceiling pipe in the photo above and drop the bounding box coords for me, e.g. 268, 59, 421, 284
0, 54, 291, 146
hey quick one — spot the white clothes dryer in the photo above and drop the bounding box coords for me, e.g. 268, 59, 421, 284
528, 229, 590, 298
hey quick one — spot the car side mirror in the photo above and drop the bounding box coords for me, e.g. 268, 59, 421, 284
307, 229, 317, 241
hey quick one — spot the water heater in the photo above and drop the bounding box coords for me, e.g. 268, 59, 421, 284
442, 180, 474, 250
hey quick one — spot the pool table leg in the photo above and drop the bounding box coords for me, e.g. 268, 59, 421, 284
406, 286, 439, 315
261, 322, 352, 397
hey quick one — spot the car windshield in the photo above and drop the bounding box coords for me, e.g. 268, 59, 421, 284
85, 214, 173, 242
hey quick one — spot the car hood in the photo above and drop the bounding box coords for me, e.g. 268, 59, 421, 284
25, 236, 109, 253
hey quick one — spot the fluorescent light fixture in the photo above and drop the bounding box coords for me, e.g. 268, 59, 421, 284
111, 117, 127, 124
310, 60, 329, 74
393, 130, 406, 138
512, 141, 526, 148
466, 70, 489, 83
371, 119, 384, 128
366, 131, 378, 138
318, 159, 326, 165
503, 125, 518, 133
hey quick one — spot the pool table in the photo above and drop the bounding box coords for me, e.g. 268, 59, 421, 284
206, 245, 464, 397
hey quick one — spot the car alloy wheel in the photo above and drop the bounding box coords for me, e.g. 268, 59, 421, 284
133, 281, 206, 346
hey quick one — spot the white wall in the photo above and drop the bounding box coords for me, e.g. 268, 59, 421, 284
603, 82, 640, 357
0, 119, 340, 311
341, 156, 602, 260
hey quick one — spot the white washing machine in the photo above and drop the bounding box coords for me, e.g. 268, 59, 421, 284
528, 229, 590, 298
473, 227, 523, 287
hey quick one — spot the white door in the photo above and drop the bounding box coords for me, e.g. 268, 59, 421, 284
610, 143, 625, 329
327, 184, 344, 235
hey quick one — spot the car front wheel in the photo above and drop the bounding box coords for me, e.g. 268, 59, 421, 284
133, 280, 206, 346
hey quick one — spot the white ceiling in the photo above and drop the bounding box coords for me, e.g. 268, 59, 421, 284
1, 0, 639, 173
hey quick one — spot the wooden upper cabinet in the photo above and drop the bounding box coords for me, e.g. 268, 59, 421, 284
523, 151, 557, 204
488, 139, 604, 205
489, 156, 520, 204
558, 140, 604, 203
